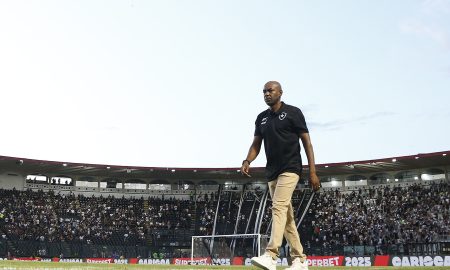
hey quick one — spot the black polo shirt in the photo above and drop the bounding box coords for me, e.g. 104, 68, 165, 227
254, 102, 309, 181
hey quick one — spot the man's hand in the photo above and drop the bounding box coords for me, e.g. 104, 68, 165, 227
241, 136, 262, 178
310, 172, 320, 191
241, 161, 251, 177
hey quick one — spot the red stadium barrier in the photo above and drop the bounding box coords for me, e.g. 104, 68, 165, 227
4, 255, 449, 266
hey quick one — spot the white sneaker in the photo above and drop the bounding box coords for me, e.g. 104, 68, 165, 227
251, 254, 277, 270
286, 258, 308, 270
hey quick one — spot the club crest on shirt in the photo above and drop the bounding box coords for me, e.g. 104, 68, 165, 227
261, 117, 268, 125
279, 112, 287, 120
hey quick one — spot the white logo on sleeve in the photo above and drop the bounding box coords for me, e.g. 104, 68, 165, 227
279, 112, 287, 120
261, 117, 268, 125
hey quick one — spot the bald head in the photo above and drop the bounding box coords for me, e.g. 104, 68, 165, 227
264, 81, 282, 93
263, 81, 283, 108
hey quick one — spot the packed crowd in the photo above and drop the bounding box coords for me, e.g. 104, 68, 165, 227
304, 182, 449, 247
1, 181, 448, 254
0, 189, 192, 246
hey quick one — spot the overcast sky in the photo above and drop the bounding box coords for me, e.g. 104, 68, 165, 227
1, 0, 449, 168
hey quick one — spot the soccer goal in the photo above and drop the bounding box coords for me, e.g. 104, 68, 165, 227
191, 233, 269, 265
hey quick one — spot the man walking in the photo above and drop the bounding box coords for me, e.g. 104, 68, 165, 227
241, 81, 320, 270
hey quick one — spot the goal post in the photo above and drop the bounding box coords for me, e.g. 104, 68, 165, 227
191, 233, 269, 265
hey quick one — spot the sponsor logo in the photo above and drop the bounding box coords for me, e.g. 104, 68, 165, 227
391, 256, 450, 267
275, 258, 289, 266
344, 256, 371, 267
13, 257, 40, 261
138, 259, 170, 265
173, 257, 230, 266
261, 117, 268, 125
86, 258, 113, 264
174, 257, 210, 265
212, 258, 230, 265
0, 258, 7, 261
59, 258, 82, 263
308, 256, 343, 267
114, 259, 128, 264
279, 112, 287, 120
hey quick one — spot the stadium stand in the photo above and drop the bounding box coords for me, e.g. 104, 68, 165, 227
301, 182, 449, 255
0, 152, 449, 260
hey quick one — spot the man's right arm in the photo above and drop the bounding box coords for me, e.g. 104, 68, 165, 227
241, 136, 262, 177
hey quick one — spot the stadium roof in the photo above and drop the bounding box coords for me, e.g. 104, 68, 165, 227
0, 150, 449, 183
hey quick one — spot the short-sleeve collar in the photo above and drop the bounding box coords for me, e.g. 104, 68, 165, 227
268, 102, 286, 116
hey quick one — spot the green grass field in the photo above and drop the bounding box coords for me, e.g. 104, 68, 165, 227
1, 261, 450, 270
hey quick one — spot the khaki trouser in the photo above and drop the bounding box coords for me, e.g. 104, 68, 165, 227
265, 172, 306, 262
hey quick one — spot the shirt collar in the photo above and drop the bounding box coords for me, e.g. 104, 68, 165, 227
268, 102, 285, 115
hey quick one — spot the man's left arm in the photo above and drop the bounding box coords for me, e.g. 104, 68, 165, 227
299, 132, 320, 191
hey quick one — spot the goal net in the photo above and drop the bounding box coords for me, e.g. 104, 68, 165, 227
191, 233, 269, 265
